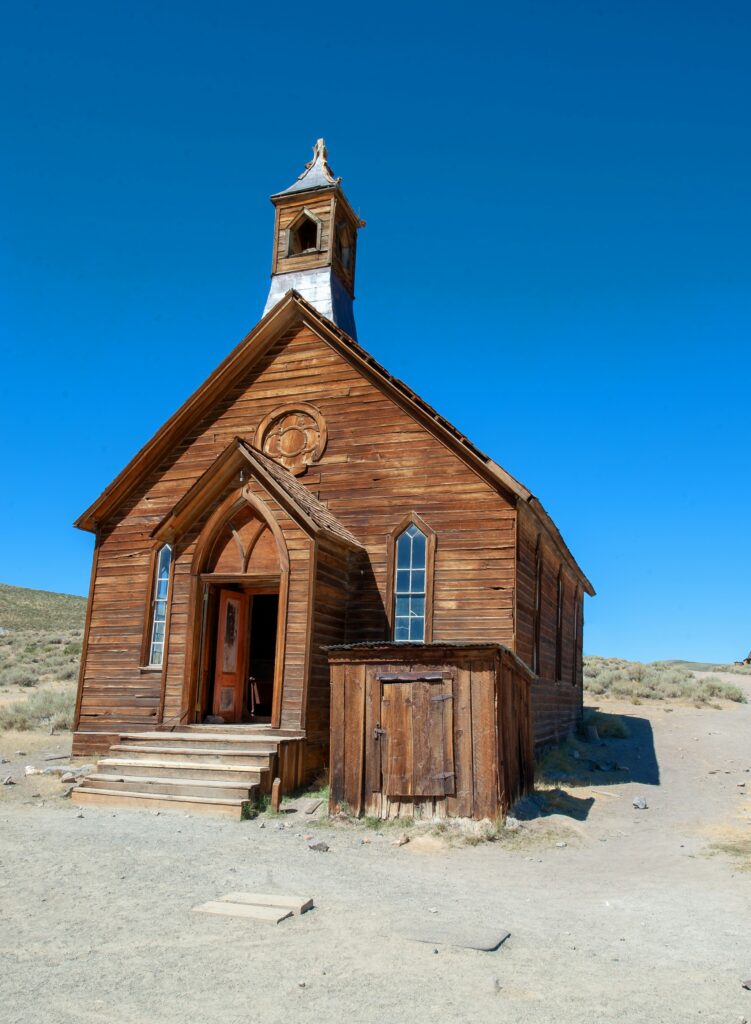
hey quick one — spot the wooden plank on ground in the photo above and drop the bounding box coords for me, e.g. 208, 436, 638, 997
218, 892, 313, 914
192, 902, 293, 923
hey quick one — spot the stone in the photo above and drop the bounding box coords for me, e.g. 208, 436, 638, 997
3, 775, 15, 785
632, 796, 648, 810
742, 979, 751, 991
24, 766, 42, 776
308, 841, 329, 853
392, 833, 410, 847
61, 772, 76, 784
504, 816, 521, 831
556, 842, 567, 848
571, 750, 581, 759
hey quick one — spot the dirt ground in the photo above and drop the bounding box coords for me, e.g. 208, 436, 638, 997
1, 675, 750, 1024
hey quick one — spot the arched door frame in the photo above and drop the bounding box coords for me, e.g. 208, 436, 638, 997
182, 486, 290, 728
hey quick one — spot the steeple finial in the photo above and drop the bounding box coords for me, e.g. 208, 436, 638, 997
276, 137, 341, 196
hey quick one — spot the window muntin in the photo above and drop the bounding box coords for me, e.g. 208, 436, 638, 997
148, 544, 172, 667
394, 524, 427, 642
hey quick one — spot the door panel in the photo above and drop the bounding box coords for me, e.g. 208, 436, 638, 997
212, 590, 249, 723
380, 676, 455, 798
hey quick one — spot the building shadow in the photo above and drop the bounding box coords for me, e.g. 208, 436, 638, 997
525, 711, 661, 821
582, 711, 661, 787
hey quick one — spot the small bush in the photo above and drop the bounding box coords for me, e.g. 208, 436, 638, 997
0, 688, 75, 732
583, 656, 746, 705
0, 666, 38, 688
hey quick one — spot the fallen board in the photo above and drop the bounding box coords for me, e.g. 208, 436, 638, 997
192, 901, 292, 924
404, 925, 511, 952
218, 892, 313, 914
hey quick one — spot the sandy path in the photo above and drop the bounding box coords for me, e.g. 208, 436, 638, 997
1, 687, 750, 1024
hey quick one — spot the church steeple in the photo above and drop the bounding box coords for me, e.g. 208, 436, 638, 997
263, 139, 364, 338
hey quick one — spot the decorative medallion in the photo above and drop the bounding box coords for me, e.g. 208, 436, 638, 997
256, 403, 327, 476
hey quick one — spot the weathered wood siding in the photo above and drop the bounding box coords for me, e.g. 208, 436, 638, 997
516, 507, 584, 748
328, 644, 534, 821
75, 320, 518, 752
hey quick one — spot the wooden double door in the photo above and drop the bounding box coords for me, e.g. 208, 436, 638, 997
211, 587, 279, 724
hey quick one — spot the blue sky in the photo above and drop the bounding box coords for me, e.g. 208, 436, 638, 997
1, 0, 749, 662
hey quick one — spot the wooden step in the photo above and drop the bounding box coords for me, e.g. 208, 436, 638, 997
72, 787, 250, 818
110, 745, 276, 765
183, 725, 304, 738
81, 773, 255, 800
119, 732, 284, 750
98, 758, 264, 785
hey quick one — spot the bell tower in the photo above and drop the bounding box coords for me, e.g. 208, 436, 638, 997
263, 139, 365, 339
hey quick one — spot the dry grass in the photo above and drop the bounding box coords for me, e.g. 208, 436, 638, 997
0, 627, 82, 732
0, 583, 86, 631
0, 688, 75, 732
709, 837, 751, 871
583, 656, 745, 705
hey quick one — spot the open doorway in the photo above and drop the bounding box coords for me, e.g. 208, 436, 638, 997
200, 585, 279, 725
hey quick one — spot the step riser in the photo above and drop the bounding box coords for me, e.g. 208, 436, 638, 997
98, 761, 263, 785
73, 789, 245, 818
82, 778, 255, 800
111, 747, 274, 766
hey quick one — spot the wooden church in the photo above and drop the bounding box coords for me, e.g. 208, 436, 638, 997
72, 141, 594, 820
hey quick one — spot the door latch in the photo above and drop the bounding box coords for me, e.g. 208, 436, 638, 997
373, 725, 386, 740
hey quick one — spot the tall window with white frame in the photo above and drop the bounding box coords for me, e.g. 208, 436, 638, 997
394, 524, 427, 642
148, 544, 172, 667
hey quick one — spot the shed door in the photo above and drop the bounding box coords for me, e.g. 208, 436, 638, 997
380, 675, 455, 798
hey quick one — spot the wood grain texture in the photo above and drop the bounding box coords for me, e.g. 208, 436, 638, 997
328, 644, 533, 820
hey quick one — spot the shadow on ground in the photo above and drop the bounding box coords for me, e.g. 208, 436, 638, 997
519, 711, 660, 822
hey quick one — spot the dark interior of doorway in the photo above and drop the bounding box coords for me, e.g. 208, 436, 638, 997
246, 594, 278, 722
200, 588, 279, 724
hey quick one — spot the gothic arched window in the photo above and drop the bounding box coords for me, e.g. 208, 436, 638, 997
287, 211, 321, 255
147, 544, 172, 667
390, 515, 436, 642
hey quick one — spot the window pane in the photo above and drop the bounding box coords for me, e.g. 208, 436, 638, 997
156, 578, 169, 599
396, 536, 411, 568
411, 532, 426, 568
395, 596, 410, 617
396, 569, 410, 593
405, 524, 418, 539
150, 642, 163, 666
410, 570, 425, 594
409, 617, 425, 641
157, 544, 172, 579
410, 596, 425, 618
395, 619, 410, 641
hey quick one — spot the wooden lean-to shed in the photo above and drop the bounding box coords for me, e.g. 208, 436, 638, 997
327, 643, 535, 820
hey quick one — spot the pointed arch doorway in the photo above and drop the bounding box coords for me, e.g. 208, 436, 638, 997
190, 491, 289, 727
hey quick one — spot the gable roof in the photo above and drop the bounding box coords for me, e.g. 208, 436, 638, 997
76, 290, 594, 594
152, 437, 363, 551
